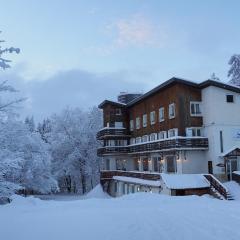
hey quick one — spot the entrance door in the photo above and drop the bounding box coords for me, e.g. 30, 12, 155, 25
226, 158, 238, 180
166, 156, 176, 173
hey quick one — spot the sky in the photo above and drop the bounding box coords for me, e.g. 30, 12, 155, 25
0, 0, 240, 120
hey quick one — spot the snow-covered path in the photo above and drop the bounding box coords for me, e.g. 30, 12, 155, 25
0, 193, 240, 240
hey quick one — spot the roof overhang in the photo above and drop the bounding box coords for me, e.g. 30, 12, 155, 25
220, 147, 240, 158
98, 100, 126, 109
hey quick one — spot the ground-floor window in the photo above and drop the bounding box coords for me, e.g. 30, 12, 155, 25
143, 158, 148, 171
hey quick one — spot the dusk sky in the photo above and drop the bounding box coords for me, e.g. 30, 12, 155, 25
0, 0, 240, 120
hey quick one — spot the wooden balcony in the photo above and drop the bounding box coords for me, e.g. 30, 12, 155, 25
101, 170, 160, 181
97, 127, 130, 140
97, 137, 208, 156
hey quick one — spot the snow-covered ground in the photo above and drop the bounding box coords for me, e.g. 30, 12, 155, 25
1, 185, 240, 240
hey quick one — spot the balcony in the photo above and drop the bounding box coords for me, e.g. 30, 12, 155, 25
100, 170, 161, 181
97, 127, 130, 140
97, 137, 208, 156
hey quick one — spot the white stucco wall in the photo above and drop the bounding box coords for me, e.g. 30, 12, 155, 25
201, 86, 240, 174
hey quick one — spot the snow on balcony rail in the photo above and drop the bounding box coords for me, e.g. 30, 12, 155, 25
113, 176, 161, 187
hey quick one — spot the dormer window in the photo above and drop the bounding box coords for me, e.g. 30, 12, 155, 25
226, 94, 234, 103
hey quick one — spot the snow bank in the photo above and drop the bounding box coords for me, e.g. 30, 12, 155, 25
113, 176, 161, 186
83, 184, 110, 199
161, 173, 210, 189
1, 192, 240, 240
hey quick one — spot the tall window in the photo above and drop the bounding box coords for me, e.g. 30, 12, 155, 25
136, 117, 140, 129
136, 137, 141, 143
159, 107, 164, 122
169, 103, 176, 119
130, 120, 134, 131
190, 102, 202, 116
143, 114, 147, 127
150, 111, 156, 125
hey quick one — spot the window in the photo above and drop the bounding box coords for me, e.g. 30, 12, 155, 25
136, 137, 141, 143
168, 128, 178, 138
130, 120, 134, 131
150, 133, 157, 141
159, 107, 164, 122
136, 117, 140, 129
169, 103, 176, 119
150, 111, 156, 125
115, 108, 122, 115
115, 122, 123, 128
226, 95, 234, 103
186, 127, 202, 137
115, 140, 127, 146
106, 122, 109, 127
158, 131, 167, 139
143, 114, 147, 127
190, 102, 202, 116
130, 138, 135, 145
142, 135, 149, 142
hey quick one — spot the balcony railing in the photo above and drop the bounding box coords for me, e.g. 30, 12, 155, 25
101, 170, 161, 181
97, 127, 130, 140
97, 137, 208, 156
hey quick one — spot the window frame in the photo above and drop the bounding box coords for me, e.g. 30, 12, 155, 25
226, 94, 234, 103
115, 108, 122, 115
142, 114, 147, 127
190, 101, 202, 117
158, 131, 167, 140
186, 127, 202, 137
168, 128, 178, 138
168, 103, 176, 119
159, 107, 165, 122
136, 117, 140, 129
150, 111, 156, 125
130, 120, 134, 131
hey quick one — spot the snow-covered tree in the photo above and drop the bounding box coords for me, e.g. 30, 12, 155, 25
0, 119, 58, 198
25, 116, 35, 132
37, 118, 52, 143
49, 107, 102, 194
0, 31, 20, 70
228, 54, 240, 87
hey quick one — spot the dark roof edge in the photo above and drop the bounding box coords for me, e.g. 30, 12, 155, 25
199, 79, 240, 93
126, 77, 199, 107
98, 100, 126, 109
98, 77, 240, 109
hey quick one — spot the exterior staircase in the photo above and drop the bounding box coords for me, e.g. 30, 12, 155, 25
204, 174, 234, 200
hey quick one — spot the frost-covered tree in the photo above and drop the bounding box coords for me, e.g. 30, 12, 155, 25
25, 116, 35, 132
49, 107, 102, 194
0, 119, 58, 199
37, 118, 52, 143
0, 31, 20, 70
228, 54, 240, 87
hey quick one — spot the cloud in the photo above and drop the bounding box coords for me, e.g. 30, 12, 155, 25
106, 14, 167, 49
0, 67, 151, 121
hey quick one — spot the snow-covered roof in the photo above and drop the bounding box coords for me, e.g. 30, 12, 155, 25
113, 176, 161, 187
219, 146, 240, 157
160, 174, 210, 189
233, 171, 240, 176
